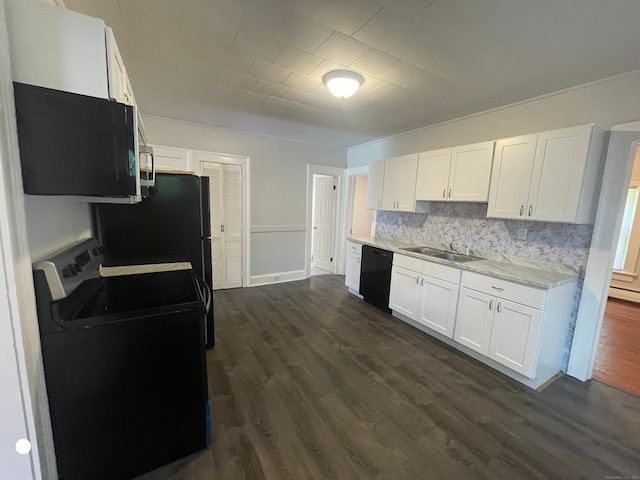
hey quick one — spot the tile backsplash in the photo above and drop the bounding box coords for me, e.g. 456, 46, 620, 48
375, 202, 594, 370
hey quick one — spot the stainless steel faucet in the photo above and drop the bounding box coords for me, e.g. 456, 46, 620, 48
448, 241, 457, 254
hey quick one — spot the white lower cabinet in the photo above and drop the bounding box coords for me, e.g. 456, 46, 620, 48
389, 259, 576, 389
389, 255, 460, 338
345, 242, 362, 292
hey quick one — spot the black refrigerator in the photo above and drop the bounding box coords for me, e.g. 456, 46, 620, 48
94, 172, 215, 348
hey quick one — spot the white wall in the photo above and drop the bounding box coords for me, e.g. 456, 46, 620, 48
143, 116, 347, 281
348, 69, 640, 167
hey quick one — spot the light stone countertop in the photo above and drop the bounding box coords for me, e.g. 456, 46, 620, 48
100, 262, 192, 277
348, 236, 578, 290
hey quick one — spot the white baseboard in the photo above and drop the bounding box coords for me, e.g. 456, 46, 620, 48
249, 270, 306, 287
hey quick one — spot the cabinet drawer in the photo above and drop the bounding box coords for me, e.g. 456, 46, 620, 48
393, 254, 423, 272
347, 241, 362, 255
422, 262, 461, 284
461, 271, 546, 309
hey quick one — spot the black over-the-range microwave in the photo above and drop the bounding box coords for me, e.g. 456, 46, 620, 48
13, 82, 154, 203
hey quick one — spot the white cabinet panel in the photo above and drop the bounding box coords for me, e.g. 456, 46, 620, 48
381, 154, 418, 212
487, 135, 538, 219
454, 287, 494, 355
417, 276, 459, 338
488, 300, 541, 377
365, 160, 385, 210
389, 266, 421, 319
150, 145, 191, 172
415, 148, 451, 201
449, 142, 495, 202
345, 252, 361, 291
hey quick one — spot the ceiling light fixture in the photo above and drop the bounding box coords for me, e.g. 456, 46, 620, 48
323, 70, 364, 99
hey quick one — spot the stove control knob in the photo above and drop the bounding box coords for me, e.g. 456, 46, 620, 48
70, 263, 82, 274
62, 266, 73, 278
92, 246, 104, 256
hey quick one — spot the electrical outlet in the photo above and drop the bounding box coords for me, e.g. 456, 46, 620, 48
397, 216, 402, 225
517, 228, 527, 241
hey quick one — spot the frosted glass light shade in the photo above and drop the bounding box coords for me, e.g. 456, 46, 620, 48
323, 70, 364, 98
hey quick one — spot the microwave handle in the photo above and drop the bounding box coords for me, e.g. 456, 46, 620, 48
139, 146, 155, 187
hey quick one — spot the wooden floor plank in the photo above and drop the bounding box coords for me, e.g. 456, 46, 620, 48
137, 275, 640, 480
593, 298, 640, 397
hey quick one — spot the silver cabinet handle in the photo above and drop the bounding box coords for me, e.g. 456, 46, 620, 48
528, 205, 533, 217
358, 257, 360, 264
378, 200, 381, 208
489, 299, 493, 311
442, 189, 446, 198
415, 276, 419, 285
421, 277, 424, 286
497, 302, 502, 313
519, 205, 524, 216
491, 286, 504, 292
448, 189, 451, 198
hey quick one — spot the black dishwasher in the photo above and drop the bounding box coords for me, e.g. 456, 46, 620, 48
360, 245, 393, 313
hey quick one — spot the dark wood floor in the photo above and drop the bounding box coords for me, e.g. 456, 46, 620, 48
137, 275, 640, 480
593, 298, 640, 397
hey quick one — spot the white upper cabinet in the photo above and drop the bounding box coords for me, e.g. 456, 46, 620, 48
416, 142, 495, 203
106, 26, 137, 106
365, 160, 385, 210
488, 125, 605, 223
150, 145, 192, 172
381, 154, 418, 212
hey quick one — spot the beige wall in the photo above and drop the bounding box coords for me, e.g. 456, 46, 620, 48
350, 175, 372, 237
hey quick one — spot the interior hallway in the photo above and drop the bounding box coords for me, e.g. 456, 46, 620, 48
593, 298, 640, 397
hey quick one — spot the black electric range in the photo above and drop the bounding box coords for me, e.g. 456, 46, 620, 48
33, 238, 210, 480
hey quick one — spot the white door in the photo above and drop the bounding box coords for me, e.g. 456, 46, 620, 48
454, 287, 495, 355
488, 299, 542, 377
449, 141, 495, 202
151, 145, 191, 172
415, 148, 452, 201
417, 276, 459, 338
487, 134, 538, 220
365, 160, 385, 210
389, 266, 421, 319
527, 125, 592, 222
312, 175, 335, 272
201, 161, 243, 290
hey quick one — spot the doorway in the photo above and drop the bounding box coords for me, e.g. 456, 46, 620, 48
592, 144, 640, 396
311, 174, 335, 275
305, 165, 345, 278
348, 174, 374, 238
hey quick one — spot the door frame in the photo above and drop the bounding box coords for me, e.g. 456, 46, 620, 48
196, 151, 251, 289
568, 121, 640, 380
305, 165, 345, 278
345, 165, 376, 240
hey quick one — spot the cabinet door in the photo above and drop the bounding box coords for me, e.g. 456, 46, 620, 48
151, 145, 191, 172
105, 27, 126, 103
487, 135, 537, 220
381, 157, 400, 210
449, 141, 495, 202
389, 266, 421, 320
417, 276, 459, 338
345, 252, 361, 291
527, 125, 592, 223
488, 299, 542, 377
396, 154, 419, 211
454, 287, 494, 355
365, 160, 385, 210
415, 149, 451, 201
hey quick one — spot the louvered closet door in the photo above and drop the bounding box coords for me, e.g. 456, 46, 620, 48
201, 162, 243, 290
222, 164, 243, 288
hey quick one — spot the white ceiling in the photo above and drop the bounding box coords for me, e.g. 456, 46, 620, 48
64, 0, 640, 148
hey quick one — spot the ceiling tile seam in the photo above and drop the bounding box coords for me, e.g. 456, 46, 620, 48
142, 114, 349, 151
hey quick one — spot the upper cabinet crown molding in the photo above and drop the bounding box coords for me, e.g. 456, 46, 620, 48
415, 141, 495, 203
487, 125, 605, 224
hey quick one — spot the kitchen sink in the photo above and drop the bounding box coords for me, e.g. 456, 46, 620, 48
428, 252, 484, 263
400, 246, 445, 255
400, 246, 484, 263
